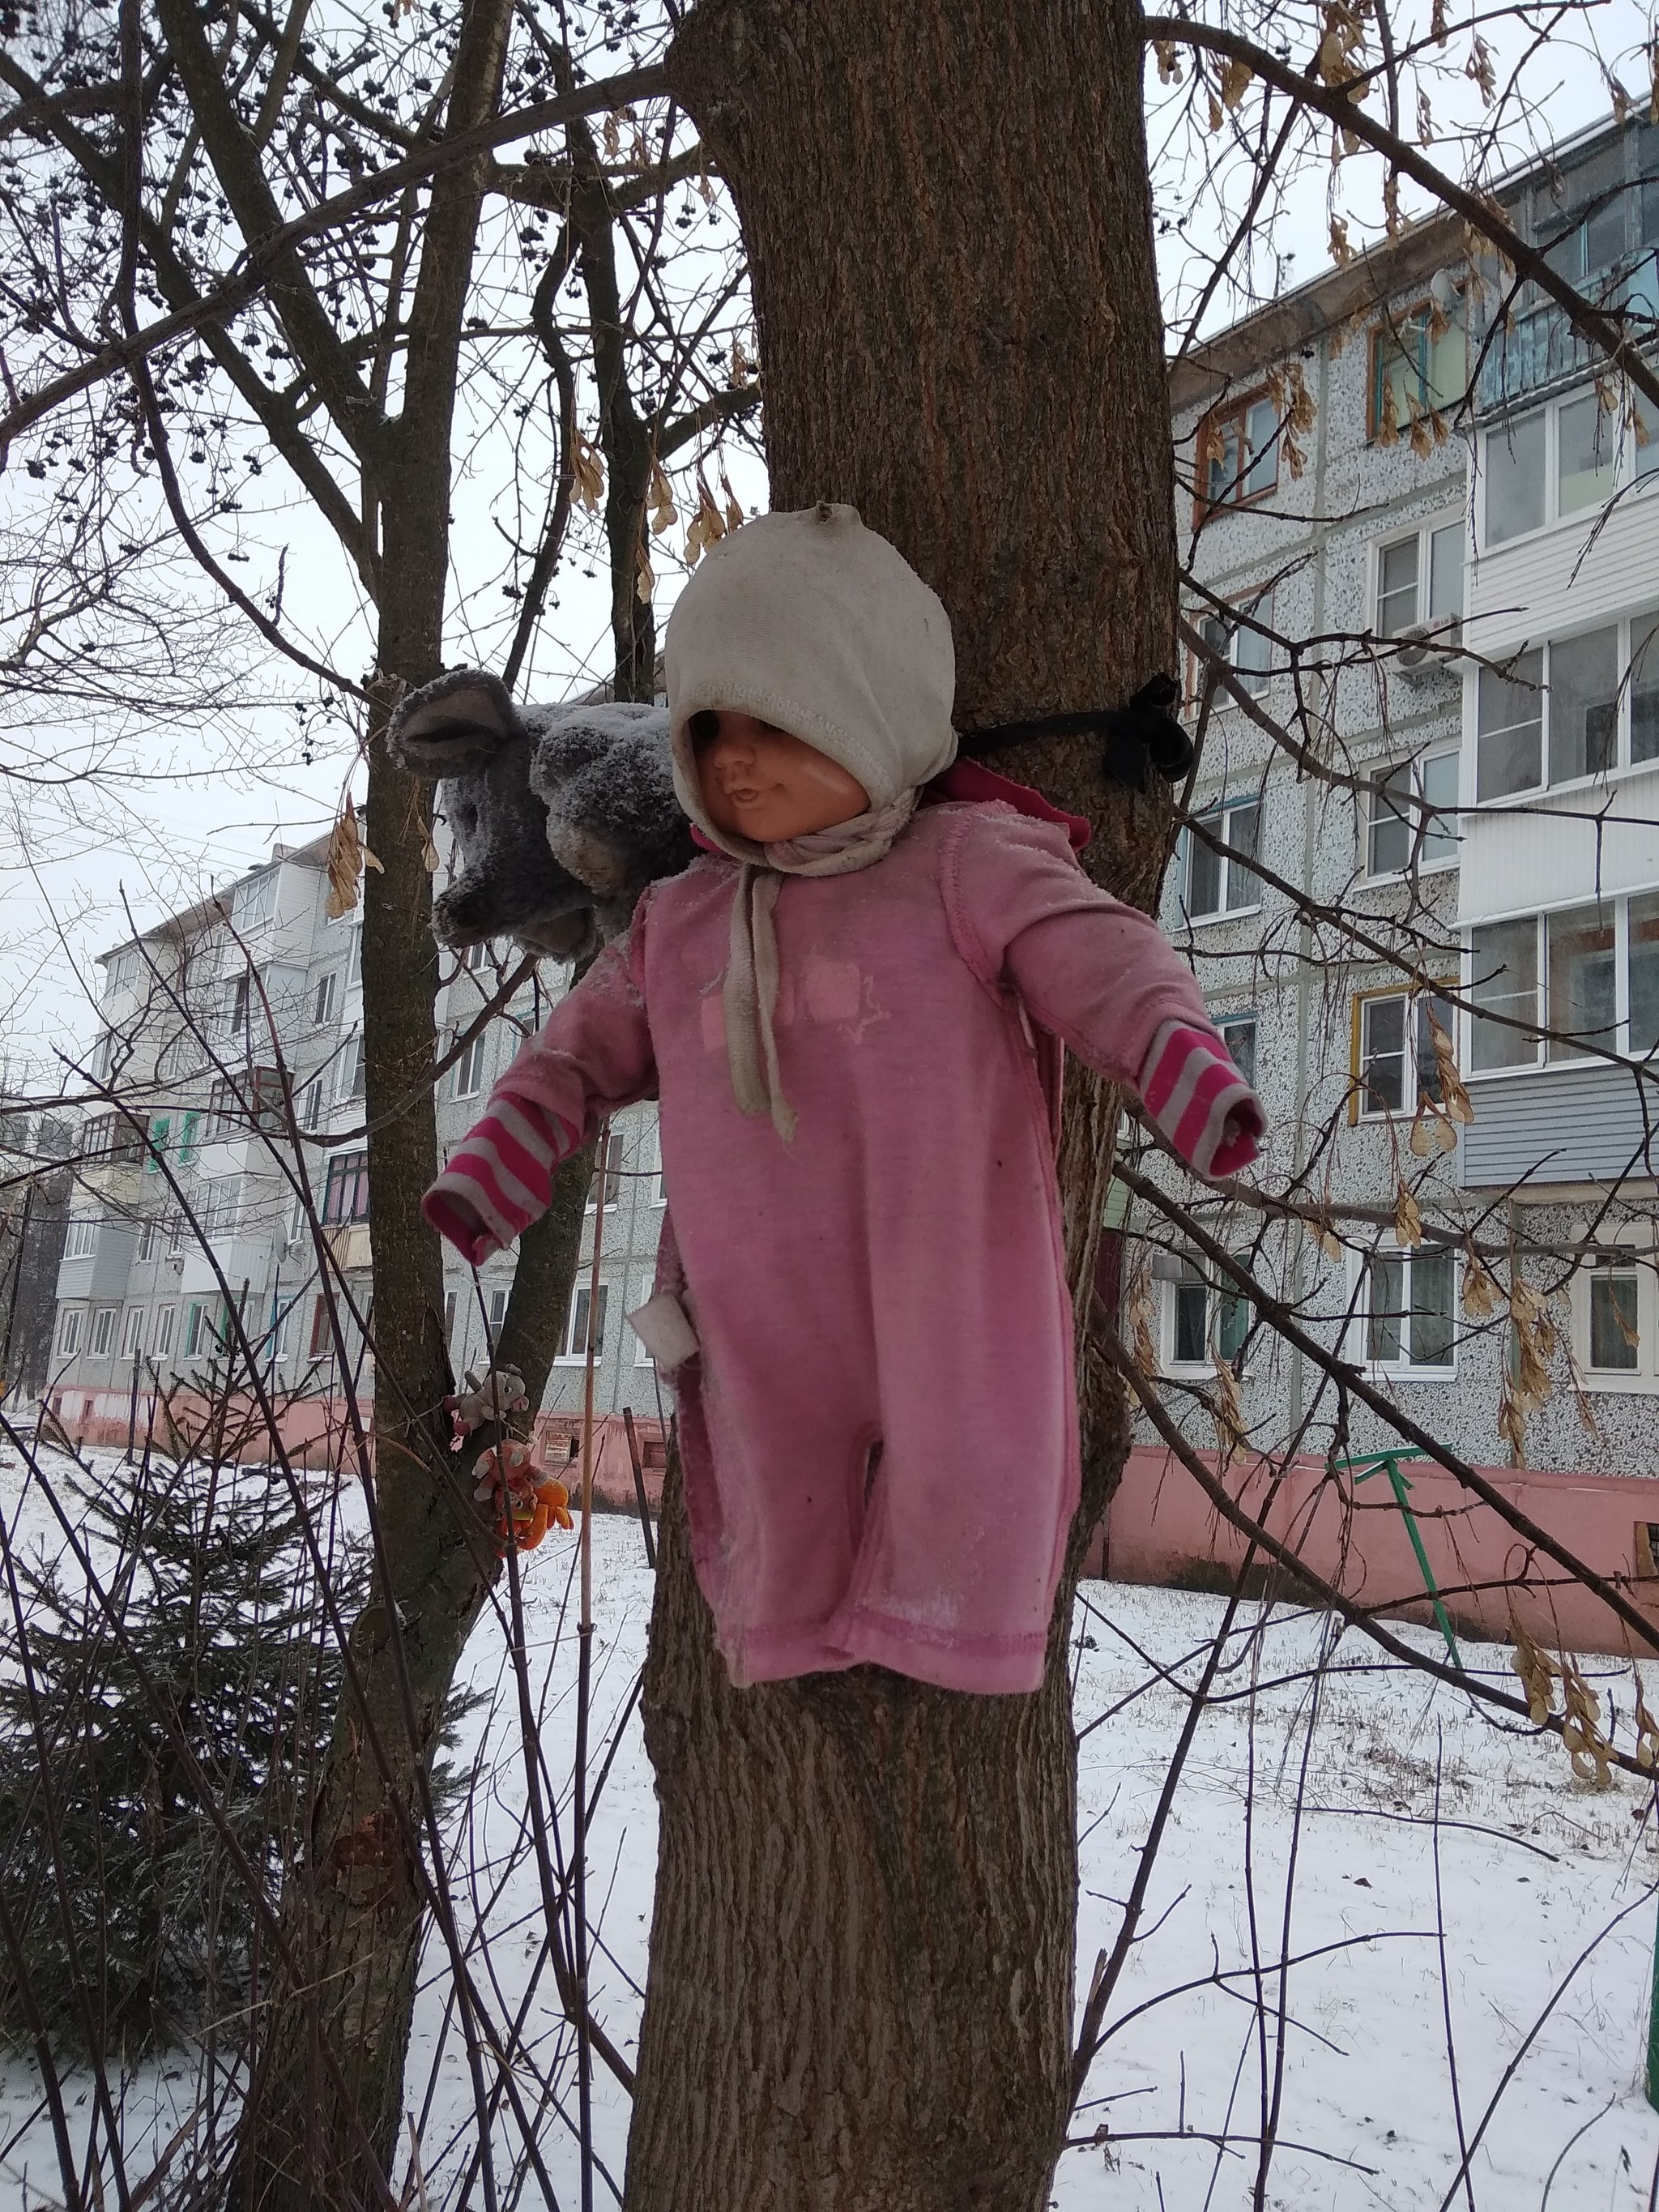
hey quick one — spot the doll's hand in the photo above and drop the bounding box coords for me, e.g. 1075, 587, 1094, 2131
1140, 1020, 1264, 1177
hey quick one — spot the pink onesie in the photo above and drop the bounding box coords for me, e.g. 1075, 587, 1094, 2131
426, 796, 1260, 1695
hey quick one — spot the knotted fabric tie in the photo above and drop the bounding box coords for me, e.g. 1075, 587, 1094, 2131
723, 794, 918, 1141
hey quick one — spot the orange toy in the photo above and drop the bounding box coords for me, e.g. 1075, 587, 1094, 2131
473, 1437, 573, 1556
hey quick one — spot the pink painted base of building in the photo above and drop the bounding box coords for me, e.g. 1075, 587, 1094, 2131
34, 1388, 669, 1518
1094, 1444, 1659, 1658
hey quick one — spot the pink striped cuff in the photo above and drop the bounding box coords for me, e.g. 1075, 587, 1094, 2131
1139, 1019, 1264, 1178
423, 1092, 574, 1264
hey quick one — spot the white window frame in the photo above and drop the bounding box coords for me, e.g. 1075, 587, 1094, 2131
89, 1305, 119, 1358
138, 1217, 162, 1262
54, 1307, 84, 1358
452, 1030, 489, 1100
1193, 586, 1276, 699
1479, 386, 1659, 552
300, 1076, 326, 1130
232, 869, 277, 929
1181, 796, 1263, 925
64, 1215, 98, 1261
584, 1128, 622, 1213
463, 938, 494, 973
337, 1032, 366, 1102
1472, 609, 1659, 806
153, 1303, 177, 1360
557, 1282, 610, 1364
1569, 1232, 1657, 1393
312, 970, 339, 1026
1159, 1252, 1251, 1376
1215, 1014, 1258, 1092
1351, 1243, 1459, 1380
1354, 986, 1456, 1120
1371, 514, 1465, 646
120, 1305, 146, 1359
1464, 891, 1659, 1078
1365, 746, 1461, 880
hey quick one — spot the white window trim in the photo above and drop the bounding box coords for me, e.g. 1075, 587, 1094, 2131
1370, 510, 1466, 647
1468, 608, 1659, 810
153, 1304, 177, 1360
120, 1305, 146, 1359
1478, 386, 1659, 555
55, 1307, 84, 1358
452, 1029, 489, 1101
1569, 1230, 1657, 1393
89, 1305, 119, 1358
1347, 1244, 1460, 1381
556, 1281, 611, 1365
1192, 586, 1277, 702
1462, 892, 1659, 1080
1181, 796, 1264, 928
312, 970, 340, 1027
64, 1214, 99, 1260
1158, 1252, 1251, 1377
1364, 745, 1461, 882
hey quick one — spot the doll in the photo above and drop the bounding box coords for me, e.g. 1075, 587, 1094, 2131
424, 502, 1263, 1695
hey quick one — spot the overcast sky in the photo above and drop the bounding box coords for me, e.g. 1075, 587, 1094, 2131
2, 4, 1648, 1100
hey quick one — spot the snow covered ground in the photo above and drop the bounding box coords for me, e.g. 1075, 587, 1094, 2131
4, 1441, 1659, 2209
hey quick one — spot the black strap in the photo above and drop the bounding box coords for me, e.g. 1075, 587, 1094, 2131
957, 674, 1193, 792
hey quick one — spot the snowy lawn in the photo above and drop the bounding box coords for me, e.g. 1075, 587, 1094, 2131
4, 1442, 1659, 2209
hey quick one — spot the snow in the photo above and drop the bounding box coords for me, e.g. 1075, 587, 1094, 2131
4, 1441, 1659, 2208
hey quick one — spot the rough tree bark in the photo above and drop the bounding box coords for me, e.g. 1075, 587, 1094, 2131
624, 6, 1176, 2207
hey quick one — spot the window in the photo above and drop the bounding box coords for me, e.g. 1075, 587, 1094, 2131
175, 1109, 202, 1168
1476, 651, 1543, 798
300, 1076, 326, 1131
322, 1150, 370, 1225
1194, 587, 1275, 697
121, 1305, 146, 1359
207, 1069, 284, 1137
55, 1308, 83, 1358
143, 1115, 171, 1172
1482, 384, 1659, 544
153, 1303, 177, 1359
1367, 749, 1459, 877
1374, 520, 1465, 643
585, 1128, 622, 1211
64, 1215, 98, 1260
104, 947, 139, 994
89, 1305, 118, 1358
1200, 391, 1279, 509
348, 926, 363, 985
223, 970, 252, 1038
309, 1295, 332, 1359
1483, 410, 1547, 543
1216, 1016, 1257, 1091
83, 1111, 147, 1167
1364, 1245, 1456, 1372
1475, 617, 1659, 799
183, 1300, 213, 1359
1354, 989, 1453, 1117
201, 1179, 242, 1238
1368, 300, 1465, 443
1165, 1254, 1249, 1370
1469, 917, 1541, 1070
138, 1217, 163, 1262
463, 939, 494, 973
1468, 895, 1659, 1071
488, 1286, 508, 1334
1588, 1258, 1640, 1372
338, 1033, 366, 1102
453, 1030, 489, 1100
232, 870, 276, 929
313, 970, 339, 1025
559, 1283, 609, 1363
1183, 799, 1261, 920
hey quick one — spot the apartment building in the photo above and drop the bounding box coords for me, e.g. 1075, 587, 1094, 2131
1155, 114, 1659, 1478
45, 838, 668, 1443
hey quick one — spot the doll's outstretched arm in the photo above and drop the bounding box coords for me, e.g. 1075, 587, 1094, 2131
423, 929, 657, 1265
946, 805, 1265, 1177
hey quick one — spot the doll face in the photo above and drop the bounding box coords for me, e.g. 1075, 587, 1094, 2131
694, 711, 870, 843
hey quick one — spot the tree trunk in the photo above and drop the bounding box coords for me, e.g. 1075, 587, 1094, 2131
625, 6, 1175, 2206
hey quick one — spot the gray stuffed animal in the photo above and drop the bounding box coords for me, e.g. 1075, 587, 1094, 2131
389, 668, 694, 960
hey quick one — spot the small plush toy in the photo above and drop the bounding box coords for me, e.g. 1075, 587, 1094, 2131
472, 1436, 574, 1555
424, 505, 1265, 1695
389, 671, 695, 958
444, 1364, 531, 1447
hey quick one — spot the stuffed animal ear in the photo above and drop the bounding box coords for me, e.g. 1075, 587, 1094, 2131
390, 670, 525, 775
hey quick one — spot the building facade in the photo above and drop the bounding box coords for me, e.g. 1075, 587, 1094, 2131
42, 837, 669, 1448
1152, 114, 1659, 1480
